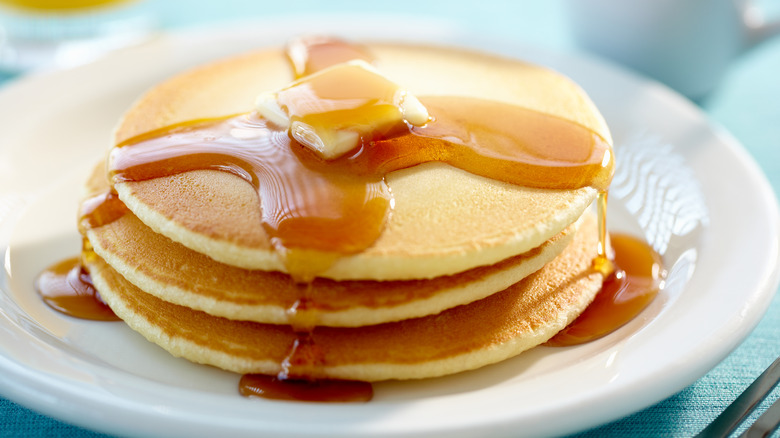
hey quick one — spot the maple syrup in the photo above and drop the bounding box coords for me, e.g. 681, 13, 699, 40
239, 374, 373, 402
241, 324, 374, 402
78, 189, 129, 234
285, 289, 320, 332
33, 37, 663, 402
34, 256, 119, 321
546, 232, 664, 346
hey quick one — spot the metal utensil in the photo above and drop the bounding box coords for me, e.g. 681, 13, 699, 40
696, 356, 780, 437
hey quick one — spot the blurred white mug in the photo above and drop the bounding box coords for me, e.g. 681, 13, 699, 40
566, 0, 780, 99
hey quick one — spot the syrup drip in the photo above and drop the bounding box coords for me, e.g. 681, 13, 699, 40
36, 190, 128, 321
34, 257, 119, 321
593, 191, 614, 276
241, 331, 373, 403
78, 189, 129, 234
546, 232, 664, 346
286, 283, 320, 331
277, 334, 324, 380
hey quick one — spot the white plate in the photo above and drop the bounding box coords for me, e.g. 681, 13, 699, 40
1, 18, 779, 438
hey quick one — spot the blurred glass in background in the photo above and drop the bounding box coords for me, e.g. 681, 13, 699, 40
0, 0, 154, 72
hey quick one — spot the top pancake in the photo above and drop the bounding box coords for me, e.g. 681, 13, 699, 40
111, 43, 611, 280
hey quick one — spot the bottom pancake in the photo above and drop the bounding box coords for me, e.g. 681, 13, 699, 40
86, 213, 603, 382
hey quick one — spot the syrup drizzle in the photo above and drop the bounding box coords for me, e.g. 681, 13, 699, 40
277, 334, 324, 380
34, 37, 661, 402
78, 189, 129, 234
593, 190, 614, 275
239, 374, 373, 402
34, 256, 119, 321
286, 286, 319, 332
547, 233, 664, 346
239, 327, 374, 402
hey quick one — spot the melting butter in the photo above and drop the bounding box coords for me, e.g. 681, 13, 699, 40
255, 60, 430, 160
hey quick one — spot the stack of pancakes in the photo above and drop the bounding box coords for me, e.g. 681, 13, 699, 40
80, 42, 612, 381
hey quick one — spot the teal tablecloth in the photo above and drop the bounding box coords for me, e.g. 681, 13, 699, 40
1, 1, 778, 436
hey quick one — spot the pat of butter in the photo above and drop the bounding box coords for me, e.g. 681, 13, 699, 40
255, 60, 430, 160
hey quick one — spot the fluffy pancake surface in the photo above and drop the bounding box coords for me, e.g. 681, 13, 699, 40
110, 43, 610, 280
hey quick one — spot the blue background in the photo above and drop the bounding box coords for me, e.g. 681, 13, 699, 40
1, 1, 778, 436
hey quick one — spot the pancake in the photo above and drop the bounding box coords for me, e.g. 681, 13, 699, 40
86, 212, 603, 381
109, 43, 611, 280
